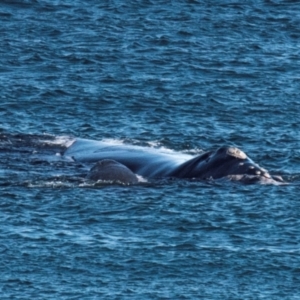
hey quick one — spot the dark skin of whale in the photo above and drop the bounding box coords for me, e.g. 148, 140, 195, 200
168, 146, 284, 184
87, 159, 139, 184
65, 139, 284, 184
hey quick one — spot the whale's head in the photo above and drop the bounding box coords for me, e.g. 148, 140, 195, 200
208, 147, 285, 184
170, 146, 285, 184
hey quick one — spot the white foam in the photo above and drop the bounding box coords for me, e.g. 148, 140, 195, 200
100, 138, 126, 146
137, 175, 147, 183
27, 180, 74, 188
99, 138, 191, 157
37, 134, 75, 148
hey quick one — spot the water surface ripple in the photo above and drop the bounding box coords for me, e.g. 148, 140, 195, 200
1, 1, 300, 299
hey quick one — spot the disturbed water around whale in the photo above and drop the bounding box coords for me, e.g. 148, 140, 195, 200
1, 0, 300, 299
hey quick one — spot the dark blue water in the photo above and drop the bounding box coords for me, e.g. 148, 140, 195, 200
1, 1, 300, 299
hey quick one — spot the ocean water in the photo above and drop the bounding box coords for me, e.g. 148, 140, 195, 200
1, 1, 300, 299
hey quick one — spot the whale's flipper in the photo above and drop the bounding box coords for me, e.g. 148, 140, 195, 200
87, 159, 139, 184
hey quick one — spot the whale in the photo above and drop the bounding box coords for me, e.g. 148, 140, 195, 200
87, 159, 139, 184
64, 138, 284, 184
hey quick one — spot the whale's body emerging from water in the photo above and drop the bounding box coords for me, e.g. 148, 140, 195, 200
64, 139, 284, 184
86, 159, 139, 184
